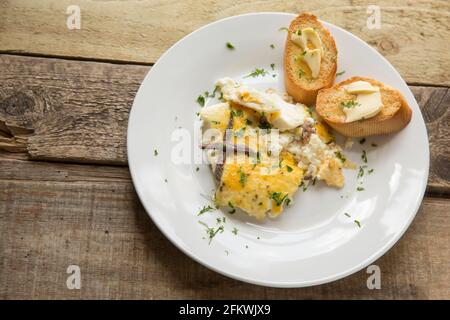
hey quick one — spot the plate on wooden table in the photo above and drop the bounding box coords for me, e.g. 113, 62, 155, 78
127, 12, 429, 287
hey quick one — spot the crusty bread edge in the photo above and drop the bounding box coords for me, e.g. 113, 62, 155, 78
284, 13, 337, 106
316, 76, 413, 137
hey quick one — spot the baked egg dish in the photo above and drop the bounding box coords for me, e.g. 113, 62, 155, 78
200, 78, 353, 220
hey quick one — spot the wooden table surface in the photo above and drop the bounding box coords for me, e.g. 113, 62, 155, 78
0, 0, 449, 299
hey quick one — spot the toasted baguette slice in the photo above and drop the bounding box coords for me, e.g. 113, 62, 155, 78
284, 13, 337, 105
316, 77, 412, 137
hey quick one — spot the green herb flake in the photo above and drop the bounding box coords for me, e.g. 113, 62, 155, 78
335, 151, 347, 163
154, 149, 158, 156
226, 42, 235, 50
198, 221, 224, 244
228, 201, 236, 214
196, 95, 205, 107
356, 186, 365, 191
336, 70, 346, 76
244, 68, 268, 78
354, 220, 362, 228
196, 167, 200, 172
359, 138, 366, 144
270, 63, 275, 70
269, 192, 289, 206
232, 227, 238, 235
231, 109, 244, 118
344, 213, 351, 218
270, 44, 275, 49
164, 178, 168, 183
341, 100, 360, 109
298, 69, 305, 78
279, 27, 289, 32
368, 169, 374, 174
361, 150, 368, 163
286, 165, 293, 173
239, 170, 247, 186
371, 143, 378, 147
197, 205, 214, 216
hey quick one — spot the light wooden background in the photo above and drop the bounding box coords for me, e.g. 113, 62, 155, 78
0, 0, 449, 299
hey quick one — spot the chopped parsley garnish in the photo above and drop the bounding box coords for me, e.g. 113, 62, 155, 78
344, 213, 351, 218
356, 186, 365, 191
279, 27, 289, 32
335, 151, 346, 163
196, 95, 205, 107
226, 42, 235, 50
196, 167, 200, 172
239, 170, 247, 186
244, 68, 268, 78
336, 70, 346, 76
354, 220, 362, 228
164, 178, 168, 183
341, 100, 360, 109
286, 165, 293, 172
198, 221, 224, 244
361, 150, 368, 163
270, 63, 275, 70
270, 44, 275, 49
258, 116, 272, 129
298, 69, 305, 78
368, 169, 374, 174
154, 149, 158, 156
228, 201, 236, 214
359, 138, 366, 144
245, 118, 253, 125
269, 192, 289, 206
232, 227, 238, 235
197, 205, 214, 216
231, 109, 244, 118
294, 28, 302, 35
357, 165, 367, 178
211, 120, 221, 125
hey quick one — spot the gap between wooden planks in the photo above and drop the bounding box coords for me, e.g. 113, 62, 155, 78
0, 54, 448, 194
0, 0, 449, 86
0, 157, 448, 299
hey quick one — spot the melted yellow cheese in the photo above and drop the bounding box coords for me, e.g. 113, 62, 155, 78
215, 152, 304, 219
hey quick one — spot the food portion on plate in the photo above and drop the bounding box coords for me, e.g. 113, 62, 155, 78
284, 13, 337, 105
199, 78, 351, 220
198, 12, 412, 220
316, 77, 412, 137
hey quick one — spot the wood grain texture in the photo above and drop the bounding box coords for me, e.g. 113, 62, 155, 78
0, 1, 449, 85
0, 54, 448, 193
0, 157, 448, 300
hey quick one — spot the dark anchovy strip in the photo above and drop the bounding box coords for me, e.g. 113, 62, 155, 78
210, 114, 234, 185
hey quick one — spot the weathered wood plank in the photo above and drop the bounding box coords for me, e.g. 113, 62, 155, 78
1, 1, 449, 85
0, 54, 448, 193
0, 157, 448, 299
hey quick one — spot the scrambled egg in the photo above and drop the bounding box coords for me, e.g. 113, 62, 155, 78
199, 79, 348, 219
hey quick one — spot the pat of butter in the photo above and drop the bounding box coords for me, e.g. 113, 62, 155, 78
291, 27, 323, 79
343, 89, 383, 122
344, 81, 379, 94
302, 49, 321, 78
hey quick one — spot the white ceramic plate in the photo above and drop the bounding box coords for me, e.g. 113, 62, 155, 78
127, 13, 429, 287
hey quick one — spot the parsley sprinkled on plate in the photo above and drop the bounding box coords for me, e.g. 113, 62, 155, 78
344, 213, 351, 218
232, 227, 238, 235
356, 186, 365, 191
279, 27, 289, 32
270, 63, 275, 70
354, 220, 362, 228
196, 95, 205, 107
226, 42, 235, 50
244, 68, 269, 78
228, 201, 236, 214
197, 205, 214, 216
270, 44, 275, 49
359, 138, 366, 144
154, 149, 158, 156
239, 170, 247, 186
336, 70, 346, 76
286, 165, 293, 173
198, 221, 224, 244
361, 150, 368, 163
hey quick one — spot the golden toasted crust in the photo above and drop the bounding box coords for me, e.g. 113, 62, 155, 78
316, 76, 412, 137
284, 13, 337, 106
